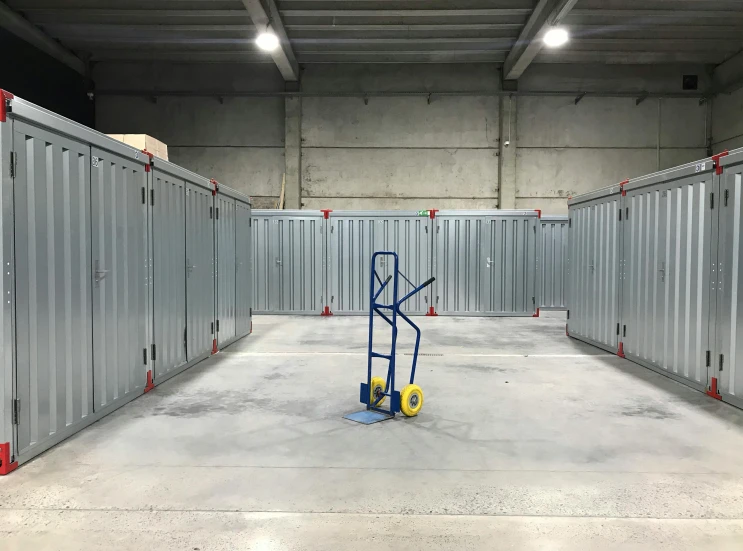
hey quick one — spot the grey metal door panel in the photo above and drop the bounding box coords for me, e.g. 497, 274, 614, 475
235, 201, 252, 336
91, 146, 148, 410
623, 174, 713, 388
537, 217, 568, 310
216, 196, 237, 345
568, 195, 621, 351
185, 183, 215, 360
252, 211, 325, 314
12, 121, 94, 458
717, 155, 743, 402
152, 170, 187, 378
329, 212, 431, 315
433, 215, 488, 314
433, 211, 537, 316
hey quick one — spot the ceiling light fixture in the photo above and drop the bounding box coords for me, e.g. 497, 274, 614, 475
256, 28, 279, 52
543, 27, 569, 48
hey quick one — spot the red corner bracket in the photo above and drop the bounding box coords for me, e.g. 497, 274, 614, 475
706, 377, 723, 400
210, 178, 220, 196
533, 307, 540, 318
617, 342, 626, 358
0, 90, 14, 123
619, 179, 629, 197
534, 209, 542, 219
712, 150, 729, 176
565, 324, 569, 337
426, 307, 438, 317
0, 442, 18, 475
144, 370, 155, 393
212, 338, 218, 355
429, 209, 439, 219
321, 209, 333, 219
141, 149, 154, 172
321, 306, 333, 316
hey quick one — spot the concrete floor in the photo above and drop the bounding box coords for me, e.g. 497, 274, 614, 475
2, 312, 743, 550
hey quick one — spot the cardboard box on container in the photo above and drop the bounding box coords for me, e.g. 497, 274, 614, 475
106, 134, 169, 161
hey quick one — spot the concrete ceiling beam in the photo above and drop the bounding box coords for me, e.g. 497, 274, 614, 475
503, 0, 579, 81
242, 0, 299, 81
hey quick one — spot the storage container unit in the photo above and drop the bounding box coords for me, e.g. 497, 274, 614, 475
536, 215, 569, 311
150, 158, 216, 385
620, 159, 717, 391
432, 210, 538, 316
1, 93, 152, 472
716, 149, 743, 408
252, 210, 326, 314
327, 211, 432, 315
0, 92, 253, 474
567, 185, 623, 354
215, 185, 252, 348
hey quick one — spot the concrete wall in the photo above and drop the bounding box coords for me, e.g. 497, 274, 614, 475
93, 62, 711, 214
713, 87, 743, 152
94, 63, 285, 207
517, 96, 708, 213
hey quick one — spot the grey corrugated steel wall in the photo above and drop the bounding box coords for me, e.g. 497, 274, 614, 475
90, 146, 149, 412
0, 113, 11, 450
568, 187, 622, 353
235, 201, 252, 336
12, 120, 94, 460
537, 216, 568, 310
329, 211, 431, 315
152, 170, 187, 380
717, 150, 743, 408
185, 182, 215, 361
216, 195, 237, 346
621, 161, 715, 390
433, 211, 537, 316
252, 210, 325, 314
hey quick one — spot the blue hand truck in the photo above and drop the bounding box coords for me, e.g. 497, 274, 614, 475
344, 251, 435, 424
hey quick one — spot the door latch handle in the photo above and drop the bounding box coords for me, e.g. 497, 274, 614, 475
486, 257, 494, 267
94, 260, 109, 286
658, 261, 666, 282
275, 257, 282, 266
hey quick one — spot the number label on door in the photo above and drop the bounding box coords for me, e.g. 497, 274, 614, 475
92, 156, 100, 168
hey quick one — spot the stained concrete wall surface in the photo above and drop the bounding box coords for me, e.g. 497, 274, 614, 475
713, 87, 743, 152
94, 62, 719, 214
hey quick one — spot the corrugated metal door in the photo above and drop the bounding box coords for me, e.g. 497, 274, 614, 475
716, 153, 743, 406
216, 196, 237, 346
433, 212, 537, 316
91, 146, 148, 411
235, 201, 252, 336
252, 211, 325, 314
622, 169, 714, 390
13, 121, 94, 459
568, 194, 622, 352
152, 171, 187, 379
185, 183, 215, 361
329, 212, 431, 315
537, 217, 568, 310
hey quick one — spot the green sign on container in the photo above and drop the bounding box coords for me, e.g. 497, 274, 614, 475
417, 210, 429, 217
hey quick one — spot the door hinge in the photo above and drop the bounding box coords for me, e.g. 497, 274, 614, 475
143, 348, 148, 365
532, 296, 535, 305
619, 209, 622, 222
569, 219, 572, 228
720, 354, 724, 372
210, 206, 213, 219
724, 189, 729, 207
710, 192, 714, 210
616, 323, 620, 336
9, 152, 16, 178
151, 344, 157, 362
12, 399, 20, 425
150, 189, 155, 206
216, 207, 219, 220
249, 307, 252, 317
625, 207, 629, 220
141, 187, 146, 204
622, 325, 627, 337
705, 350, 711, 367
216, 320, 220, 332
425, 226, 428, 233
184, 327, 187, 350
249, 218, 252, 227
211, 321, 214, 335
567, 310, 570, 320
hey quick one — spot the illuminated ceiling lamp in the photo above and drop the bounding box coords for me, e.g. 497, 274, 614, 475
256, 25, 279, 52
543, 27, 569, 48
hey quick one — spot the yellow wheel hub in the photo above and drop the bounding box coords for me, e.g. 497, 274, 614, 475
400, 384, 424, 417
370, 376, 387, 406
